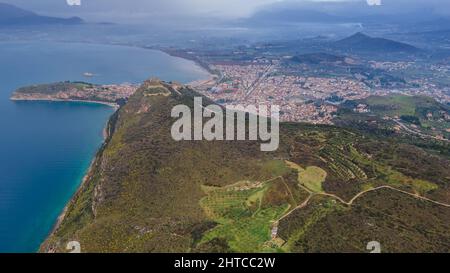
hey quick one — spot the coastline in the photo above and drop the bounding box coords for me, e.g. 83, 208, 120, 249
187, 73, 218, 88
157, 48, 219, 86
17, 44, 213, 251
47, 153, 96, 241
40, 108, 118, 252
10, 97, 120, 109
1, 41, 215, 252
157, 48, 215, 75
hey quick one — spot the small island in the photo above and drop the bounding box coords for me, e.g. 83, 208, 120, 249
10, 81, 138, 108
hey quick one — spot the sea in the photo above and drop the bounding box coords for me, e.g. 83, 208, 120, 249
0, 41, 210, 252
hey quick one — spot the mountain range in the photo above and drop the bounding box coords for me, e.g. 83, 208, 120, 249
242, 1, 450, 30
334, 32, 421, 53
0, 3, 83, 26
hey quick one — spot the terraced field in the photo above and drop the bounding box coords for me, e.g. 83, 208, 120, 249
199, 178, 293, 252
319, 145, 367, 181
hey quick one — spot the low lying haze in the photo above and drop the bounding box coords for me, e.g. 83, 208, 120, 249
3, 0, 450, 23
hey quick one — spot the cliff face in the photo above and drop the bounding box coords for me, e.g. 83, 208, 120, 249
41, 79, 450, 253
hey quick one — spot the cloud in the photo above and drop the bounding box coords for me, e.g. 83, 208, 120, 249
9, 0, 275, 18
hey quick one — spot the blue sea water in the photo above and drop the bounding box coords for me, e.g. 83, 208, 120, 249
0, 41, 209, 252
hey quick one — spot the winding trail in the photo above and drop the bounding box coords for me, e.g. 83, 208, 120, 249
273, 177, 450, 227
321, 185, 450, 207
393, 119, 449, 143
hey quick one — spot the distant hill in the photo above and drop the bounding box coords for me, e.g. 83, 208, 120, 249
0, 3, 83, 26
242, 1, 446, 27
290, 53, 348, 65
335, 32, 420, 53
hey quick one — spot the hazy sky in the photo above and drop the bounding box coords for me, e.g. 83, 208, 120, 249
4, 0, 450, 22
5, 0, 276, 18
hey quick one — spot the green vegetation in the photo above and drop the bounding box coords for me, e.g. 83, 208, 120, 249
364, 95, 418, 116
285, 161, 326, 193
281, 197, 340, 252
290, 53, 347, 65
279, 190, 450, 253
260, 160, 291, 177
337, 94, 450, 139
298, 167, 327, 193
14, 81, 95, 95
11, 81, 133, 106
199, 178, 292, 252
41, 80, 450, 253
